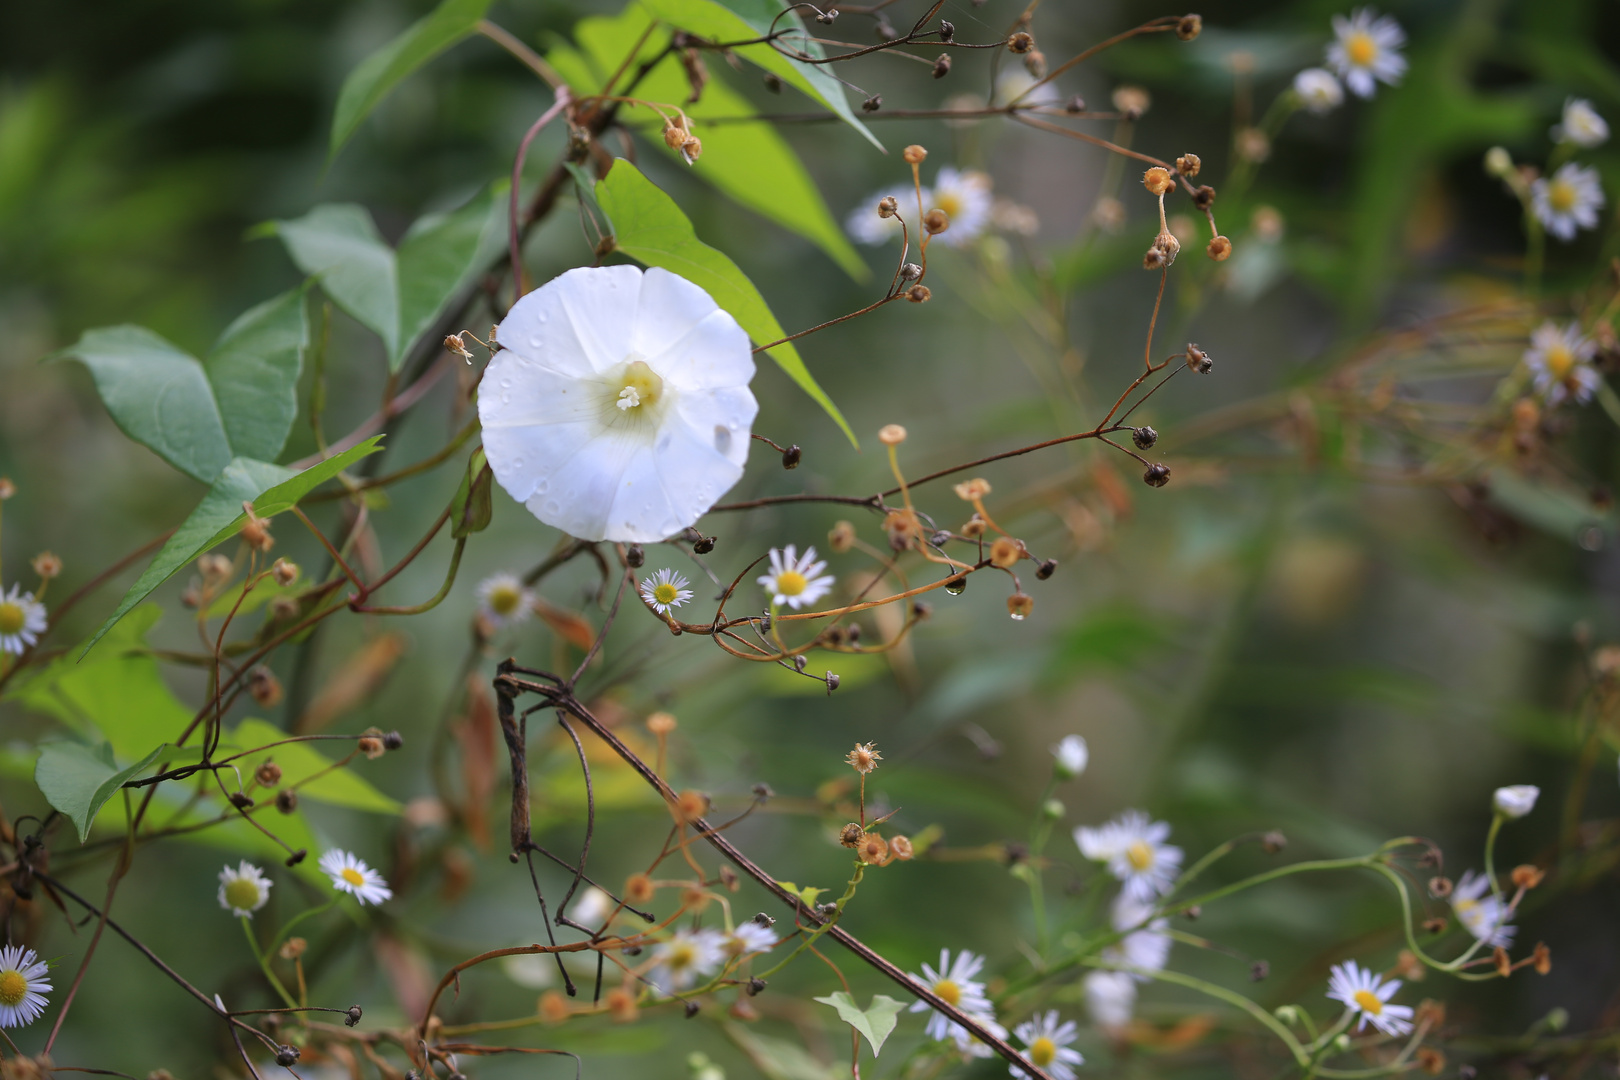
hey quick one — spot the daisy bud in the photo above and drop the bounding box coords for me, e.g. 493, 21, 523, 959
862, 94, 882, 112
1036, 558, 1058, 580
932, 54, 951, 78
647, 711, 677, 735
1186, 344, 1213, 374
989, 536, 1024, 568
1007, 31, 1034, 53
1415, 1049, 1446, 1075
1274, 1005, 1299, 1025
907, 284, 932, 303
684, 1001, 701, 1019
1332, 1035, 1351, 1053
1532, 942, 1550, 975
903, 144, 928, 165
271, 558, 299, 586
1492, 947, 1511, 978
31, 551, 61, 579
1176, 14, 1202, 39
625, 873, 655, 904
825, 671, 840, 692
275, 1046, 300, 1067
276, 788, 299, 813
693, 535, 717, 555
1112, 85, 1150, 119
249, 666, 283, 708
1041, 798, 1065, 820
1133, 426, 1159, 450
1483, 146, 1513, 178
1007, 592, 1034, 620
673, 789, 710, 823
1143, 167, 1175, 196
1428, 875, 1453, 898
877, 195, 899, 218
1511, 864, 1544, 889
383, 730, 403, 749
1207, 235, 1233, 261
1143, 463, 1171, 488
255, 761, 283, 787
1493, 784, 1538, 819
828, 520, 856, 553
1262, 830, 1287, 853
879, 424, 907, 446
0, 477, 13, 499
539, 991, 569, 1023
1176, 153, 1202, 177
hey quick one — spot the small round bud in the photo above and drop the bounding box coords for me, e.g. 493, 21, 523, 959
1262, 831, 1287, 853
199, 553, 233, 582
1206, 235, 1232, 261
1007, 593, 1034, 620
625, 543, 645, 568
383, 730, 404, 750
1007, 31, 1034, 53
663, 123, 688, 151
1428, 875, 1453, 898
825, 671, 840, 692
1132, 426, 1159, 450
762, 72, 782, 93
673, 789, 710, 824
229, 792, 255, 809
900, 262, 922, 281
751, 783, 774, 801
828, 520, 856, 553
684, 1001, 701, 1019
862, 94, 882, 112
932, 54, 951, 79
1191, 185, 1216, 211
911, 601, 932, 620
779, 444, 802, 469
1483, 146, 1513, 177
877, 195, 898, 218
276, 788, 299, 813
954, 477, 991, 500
1143, 246, 1167, 271
357, 736, 384, 760
693, 535, 716, 554
1186, 344, 1213, 374
907, 284, 932, 303
903, 144, 928, 165
1511, 864, 1545, 889
1066, 95, 1087, 114
1175, 153, 1201, 178
1176, 13, 1202, 40
680, 136, 702, 165
1143, 167, 1175, 196
879, 424, 907, 445
255, 761, 283, 787
1035, 558, 1058, 580
922, 208, 949, 234
747, 977, 768, 995
0, 478, 14, 500
1250, 960, 1270, 981
248, 666, 283, 708
845, 623, 861, 644
792, 653, 808, 672
1040, 798, 1065, 820
1112, 85, 1150, 120
1143, 463, 1171, 488
271, 558, 299, 586
1024, 49, 1046, 77
344, 1005, 363, 1027
890, 835, 914, 860
989, 536, 1024, 568
818, 8, 838, 23
938, 19, 954, 41
275, 1046, 301, 1067
961, 514, 986, 539
269, 595, 300, 621
625, 872, 656, 904
32, 552, 62, 580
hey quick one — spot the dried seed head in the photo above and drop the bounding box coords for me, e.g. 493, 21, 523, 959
444, 332, 474, 361
939, 19, 955, 41
625, 543, 645, 568
839, 822, 864, 848
539, 990, 570, 1023
932, 54, 951, 79
907, 284, 932, 303
989, 536, 1024, 568
961, 514, 986, 539
879, 424, 908, 446
1511, 864, 1545, 889
199, 553, 233, 582
1007, 592, 1034, 620
673, 789, 710, 823
255, 760, 283, 787
1112, 85, 1151, 119
270, 595, 300, 621
1236, 127, 1270, 162
782, 444, 802, 469
1532, 941, 1551, 975
1176, 13, 1202, 40
1186, 344, 1213, 374
1143, 246, 1167, 271
877, 195, 899, 218
1132, 426, 1159, 450
358, 736, 384, 760
1395, 950, 1426, 981
825, 670, 840, 692
954, 477, 992, 501
383, 730, 403, 750
1415, 1049, 1446, 1076
1207, 234, 1232, 261
889, 835, 915, 861
249, 667, 283, 708
663, 122, 688, 151
1428, 875, 1453, 898
1024, 49, 1046, 77
1035, 558, 1058, 580
828, 520, 857, 553
239, 502, 274, 553
1492, 947, 1511, 978
747, 977, 768, 996
1175, 153, 1202, 178
680, 136, 703, 165
911, 601, 931, 620
846, 741, 882, 774
31, 552, 61, 580
276, 788, 299, 814
903, 144, 928, 165
647, 711, 677, 735
923, 208, 949, 234
1261, 830, 1287, 853
271, 558, 299, 586
607, 987, 637, 1022
1143, 463, 1171, 488
693, 534, 717, 554
1143, 167, 1175, 196
344, 1005, 363, 1027
229, 792, 254, 809
0, 478, 13, 500
900, 262, 922, 281
625, 873, 655, 904
1007, 31, 1034, 53
1422, 916, 1447, 934
862, 94, 882, 112
858, 832, 890, 865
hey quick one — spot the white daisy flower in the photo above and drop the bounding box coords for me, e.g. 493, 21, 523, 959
0, 584, 47, 656
218, 861, 273, 918
0, 945, 51, 1028
1075, 809, 1184, 902
1451, 870, 1516, 949
1051, 735, 1088, 779
928, 168, 994, 248
758, 545, 834, 609
569, 885, 614, 927
725, 921, 777, 957
479, 266, 758, 544
908, 949, 995, 1043
1532, 163, 1605, 242
1493, 784, 1540, 819
476, 572, 534, 629
1326, 960, 1414, 1037
1524, 322, 1601, 405
1553, 98, 1608, 148
1293, 68, 1344, 114
993, 68, 1063, 109
1011, 1011, 1083, 1079
1082, 969, 1136, 1029
847, 184, 925, 245
1325, 9, 1407, 99
954, 1011, 1009, 1059
639, 568, 694, 614
319, 849, 393, 906
1107, 898, 1172, 979
647, 928, 727, 994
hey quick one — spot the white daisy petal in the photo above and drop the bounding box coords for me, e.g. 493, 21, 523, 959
1011, 1010, 1083, 1079
0, 584, 48, 656
1531, 163, 1605, 243
0, 945, 53, 1029
1075, 809, 1183, 900
320, 849, 393, 906
1553, 98, 1608, 148
1325, 9, 1406, 99
218, 861, 274, 918
1326, 960, 1414, 1037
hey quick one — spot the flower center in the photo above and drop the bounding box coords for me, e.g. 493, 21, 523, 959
936, 192, 963, 220
225, 878, 262, 911
613, 359, 664, 412
1346, 32, 1377, 67
653, 583, 680, 605
667, 943, 695, 971
0, 970, 27, 1007
1030, 1037, 1057, 1066
1454, 898, 1477, 916
341, 867, 366, 887
933, 978, 961, 1006
774, 570, 808, 597
1126, 840, 1155, 871
0, 602, 24, 635
1544, 344, 1574, 380
1548, 180, 1577, 213
488, 584, 523, 616
1353, 989, 1384, 1015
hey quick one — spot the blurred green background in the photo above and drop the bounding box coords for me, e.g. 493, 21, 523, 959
2, 0, 1618, 1076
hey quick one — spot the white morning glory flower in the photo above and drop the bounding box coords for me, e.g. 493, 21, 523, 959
0, 584, 47, 656
1083, 969, 1136, 1029
1075, 809, 1184, 901
1010, 1011, 1083, 1079
1493, 784, 1540, 819
1051, 735, 1088, 779
639, 568, 694, 614
1326, 9, 1406, 99
1293, 68, 1344, 114
1553, 98, 1608, 148
647, 928, 727, 994
1532, 163, 1605, 242
1524, 323, 1600, 406
476, 572, 534, 629
218, 861, 273, 918
320, 849, 393, 906
1452, 869, 1516, 948
1326, 960, 1414, 1036
479, 266, 758, 543
759, 545, 835, 609
908, 948, 995, 1043
0, 945, 51, 1028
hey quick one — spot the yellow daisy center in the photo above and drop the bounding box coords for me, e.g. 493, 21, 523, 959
0, 970, 27, 1007
341, 867, 366, 887
1454, 897, 1476, 916
488, 584, 523, 616
933, 979, 961, 1006
666, 943, 696, 971
1544, 344, 1574, 380
224, 878, 262, 911
1126, 839, 1155, 871
936, 192, 964, 220
653, 582, 680, 605
1353, 989, 1384, 1015
0, 602, 25, 635
774, 570, 808, 597
1346, 32, 1377, 67
1547, 180, 1577, 213
1030, 1037, 1057, 1066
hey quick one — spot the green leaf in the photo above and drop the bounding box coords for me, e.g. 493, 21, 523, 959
223, 719, 400, 814
329, 0, 495, 160
813, 992, 903, 1058
776, 880, 824, 907
34, 741, 195, 843
396, 188, 508, 367
206, 287, 310, 464
595, 161, 855, 447
725, 1025, 843, 1080
451, 448, 493, 539
549, 10, 864, 279
271, 204, 399, 355
83, 438, 386, 657
639, 0, 880, 151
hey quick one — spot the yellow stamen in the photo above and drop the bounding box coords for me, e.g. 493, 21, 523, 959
613, 359, 664, 413
224, 878, 262, 911
1547, 181, 1576, 213
1346, 32, 1377, 66
653, 583, 679, 605
1126, 840, 1154, 871
774, 570, 808, 597
933, 979, 961, 1006
0, 970, 27, 1007
0, 602, 24, 635
341, 867, 365, 887
489, 584, 522, 616
1353, 989, 1384, 1015
666, 944, 695, 970
1544, 345, 1574, 380
1030, 1037, 1057, 1066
